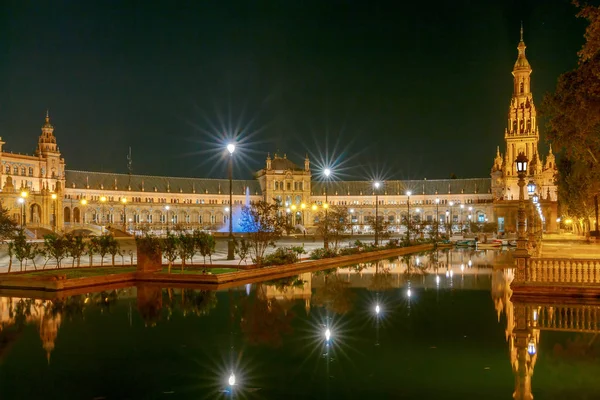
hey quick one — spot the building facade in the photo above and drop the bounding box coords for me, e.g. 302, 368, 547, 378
0, 29, 557, 236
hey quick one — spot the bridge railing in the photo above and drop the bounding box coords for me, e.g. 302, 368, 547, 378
526, 258, 600, 285
534, 304, 600, 333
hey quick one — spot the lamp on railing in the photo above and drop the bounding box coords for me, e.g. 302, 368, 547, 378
514, 152, 530, 263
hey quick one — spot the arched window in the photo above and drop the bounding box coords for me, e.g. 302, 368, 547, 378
20, 167, 25, 175
520, 82, 524, 93
13, 166, 18, 175
5, 165, 9, 174
274, 181, 279, 190
28, 167, 34, 176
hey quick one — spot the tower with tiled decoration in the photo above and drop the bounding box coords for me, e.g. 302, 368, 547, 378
491, 25, 558, 233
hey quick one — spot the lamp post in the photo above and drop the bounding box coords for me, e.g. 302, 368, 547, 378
227, 143, 235, 260
121, 197, 127, 232
51, 193, 57, 232
406, 191, 412, 243
374, 181, 381, 246
459, 204, 464, 234
165, 205, 170, 234
291, 204, 297, 226
100, 196, 107, 230
514, 153, 530, 260
527, 181, 536, 244
323, 168, 331, 250
81, 199, 87, 224
449, 201, 454, 236
300, 203, 306, 226
468, 206, 473, 233
435, 197, 440, 240
19, 191, 28, 228
349, 208, 354, 236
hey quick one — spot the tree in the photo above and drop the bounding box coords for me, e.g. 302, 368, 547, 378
177, 232, 196, 271
107, 235, 121, 266
194, 231, 215, 266
314, 205, 351, 250
12, 229, 40, 271
0, 206, 17, 242
96, 234, 113, 267
542, 3, 600, 233
43, 234, 68, 268
7, 242, 13, 273
87, 237, 100, 267
65, 234, 86, 267
365, 214, 391, 245
162, 233, 179, 273
234, 237, 251, 265
239, 201, 285, 265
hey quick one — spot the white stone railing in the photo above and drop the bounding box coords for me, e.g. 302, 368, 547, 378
535, 304, 600, 333
527, 258, 600, 285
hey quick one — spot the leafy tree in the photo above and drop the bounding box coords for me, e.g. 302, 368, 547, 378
95, 234, 113, 267
162, 233, 179, 273
177, 232, 196, 271
107, 235, 121, 266
234, 237, 251, 265
542, 3, 600, 232
12, 229, 40, 271
239, 201, 285, 265
43, 234, 68, 268
366, 214, 391, 244
65, 234, 86, 267
87, 237, 100, 267
0, 206, 17, 242
314, 205, 351, 250
7, 241, 13, 273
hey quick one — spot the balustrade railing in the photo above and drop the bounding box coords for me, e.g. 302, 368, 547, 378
535, 304, 600, 333
525, 258, 600, 285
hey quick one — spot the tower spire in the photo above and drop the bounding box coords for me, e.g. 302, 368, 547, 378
520, 21, 523, 42
45, 109, 50, 123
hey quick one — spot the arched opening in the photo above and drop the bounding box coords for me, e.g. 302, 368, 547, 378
29, 203, 42, 225
64, 207, 71, 223
73, 207, 81, 223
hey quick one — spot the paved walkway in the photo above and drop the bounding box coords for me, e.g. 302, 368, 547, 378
540, 233, 600, 259
0, 236, 384, 273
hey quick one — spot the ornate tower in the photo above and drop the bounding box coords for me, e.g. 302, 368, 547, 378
491, 26, 557, 202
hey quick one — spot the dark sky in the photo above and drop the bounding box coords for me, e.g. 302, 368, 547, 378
0, 0, 587, 181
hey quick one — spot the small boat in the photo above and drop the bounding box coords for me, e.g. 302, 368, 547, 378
437, 240, 454, 248
476, 241, 502, 249
455, 240, 476, 247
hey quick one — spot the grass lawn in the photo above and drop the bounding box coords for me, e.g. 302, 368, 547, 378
20, 267, 137, 279
160, 267, 237, 275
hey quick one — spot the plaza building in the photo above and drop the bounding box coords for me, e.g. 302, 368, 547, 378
0, 28, 557, 236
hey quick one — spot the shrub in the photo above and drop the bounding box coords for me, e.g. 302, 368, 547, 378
309, 248, 338, 260
338, 247, 360, 256
262, 247, 299, 266
385, 239, 400, 249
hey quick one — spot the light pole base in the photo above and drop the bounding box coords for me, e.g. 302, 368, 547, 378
227, 237, 235, 260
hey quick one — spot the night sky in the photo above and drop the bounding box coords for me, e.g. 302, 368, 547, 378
0, 0, 586, 181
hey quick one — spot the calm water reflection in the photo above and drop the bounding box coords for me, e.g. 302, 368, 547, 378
0, 249, 599, 399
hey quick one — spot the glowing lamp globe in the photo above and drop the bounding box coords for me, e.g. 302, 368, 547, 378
375, 304, 381, 315
527, 339, 536, 356
325, 328, 331, 341
515, 153, 528, 173
373, 181, 381, 189
527, 180, 536, 195
323, 168, 331, 178
228, 372, 236, 386
406, 191, 412, 197
227, 143, 235, 154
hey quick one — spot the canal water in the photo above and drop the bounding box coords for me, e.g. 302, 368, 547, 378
0, 249, 599, 399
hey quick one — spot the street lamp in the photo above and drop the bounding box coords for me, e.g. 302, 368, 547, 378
323, 168, 332, 249
121, 197, 127, 232
406, 191, 412, 243
515, 152, 530, 259
19, 191, 28, 228
449, 201, 454, 235
300, 203, 306, 226
80, 199, 88, 224
227, 143, 235, 260
459, 204, 464, 234
100, 196, 107, 228
291, 204, 297, 226
374, 181, 381, 246
435, 197, 440, 240
51, 193, 58, 232
468, 206, 473, 233
165, 205, 170, 233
